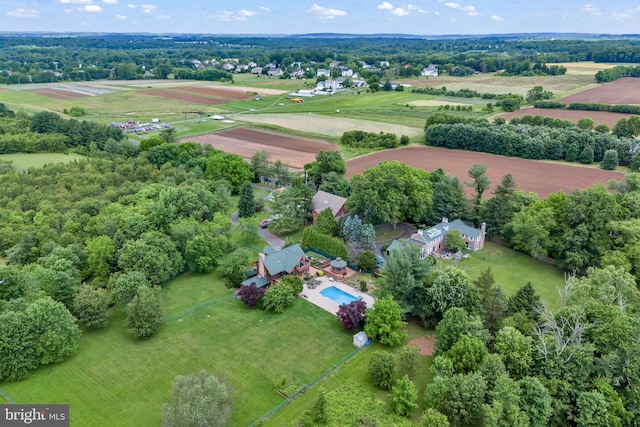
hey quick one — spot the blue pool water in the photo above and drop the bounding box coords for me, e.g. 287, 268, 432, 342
320, 286, 359, 305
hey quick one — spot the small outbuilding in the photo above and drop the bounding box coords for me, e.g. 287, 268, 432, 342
353, 331, 368, 348
330, 257, 347, 276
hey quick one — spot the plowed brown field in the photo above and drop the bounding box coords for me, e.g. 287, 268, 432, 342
170, 87, 253, 100
139, 90, 226, 105
31, 89, 88, 99
345, 146, 624, 198
182, 127, 335, 169
499, 108, 633, 128
559, 77, 640, 105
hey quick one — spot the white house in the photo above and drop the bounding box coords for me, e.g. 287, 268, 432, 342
316, 68, 331, 77
421, 64, 439, 77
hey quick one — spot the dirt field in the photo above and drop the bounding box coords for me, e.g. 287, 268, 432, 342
182, 127, 335, 169
30, 89, 88, 99
139, 90, 227, 105
559, 77, 640, 105
170, 86, 254, 100
408, 336, 435, 356
499, 107, 633, 127
345, 146, 624, 198
233, 112, 424, 138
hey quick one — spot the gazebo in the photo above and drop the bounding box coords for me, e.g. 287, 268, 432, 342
330, 257, 347, 277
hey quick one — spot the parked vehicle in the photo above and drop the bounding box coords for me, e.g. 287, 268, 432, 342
260, 219, 270, 229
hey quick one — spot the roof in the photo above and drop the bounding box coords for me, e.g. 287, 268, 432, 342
331, 257, 347, 268
241, 276, 270, 288
386, 239, 405, 253
312, 190, 347, 217
414, 218, 481, 245
263, 244, 306, 276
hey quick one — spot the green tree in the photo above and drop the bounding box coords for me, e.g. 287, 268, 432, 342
161, 370, 233, 427
465, 164, 490, 227
86, 235, 115, 281
218, 249, 250, 289
510, 203, 555, 259
444, 230, 466, 252
420, 408, 450, 427
507, 282, 541, 320
435, 307, 488, 355
518, 376, 552, 427
118, 231, 184, 285
475, 268, 508, 333
72, 285, 110, 329
577, 117, 595, 130
427, 266, 481, 317
364, 295, 407, 346
397, 344, 420, 378
261, 281, 297, 313
237, 181, 255, 218
126, 285, 163, 339
494, 326, 533, 379
108, 271, 150, 306
481, 173, 519, 238
358, 250, 376, 272
159, 127, 177, 144
185, 234, 227, 273
392, 375, 419, 416
446, 334, 487, 374
270, 184, 314, 234
576, 391, 610, 427
0, 265, 25, 301
205, 150, 252, 194
594, 124, 610, 133
578, 144, 594, 164
315, 207, 339, 236
430, 175, 470, 223
424, 373, 487, 426
238, 217, 259, 243
309, 390, 328, 424
484, 374, 529, 427
368, 351, 396, 390
601, 149, 619, 170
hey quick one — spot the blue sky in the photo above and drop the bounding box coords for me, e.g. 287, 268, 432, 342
3, 0, 640, 35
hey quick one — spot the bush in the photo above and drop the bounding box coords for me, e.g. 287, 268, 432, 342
601, 149, 619, 170
368, 351, 396, 390
237, 284, 266, 307
302, 226, 348, 259
336, 300, 367, 330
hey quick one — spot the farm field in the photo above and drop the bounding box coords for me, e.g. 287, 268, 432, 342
139, 89, 228, 105
499, 107, 634, 127
0, 152, 85, 169
233, 112, 424, 138
548, 61, 621, 76
30, 88, 88, 99
0, 272, 355, 427
345, 146, 624, 198
558, 77, 640, 105
182, 127, 336, 169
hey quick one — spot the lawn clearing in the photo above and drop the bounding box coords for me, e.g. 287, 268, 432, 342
441, 242, 565, 307
374, 224, 405, 242
0, 152, 85, 170
1, 273, 355, 426
346, 146, 624, 199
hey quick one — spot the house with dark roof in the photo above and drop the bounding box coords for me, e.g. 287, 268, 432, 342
311, 190, 348, 223
387, 218, 486, 258
242, 244, 310, 287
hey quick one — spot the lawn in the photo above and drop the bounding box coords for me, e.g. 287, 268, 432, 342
441, 241, 565, 307
0, 273, 355, 426
0, 152, 85, 170
375, 223, 405, 242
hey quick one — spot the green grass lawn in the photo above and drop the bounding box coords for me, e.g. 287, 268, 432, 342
441, 242, 565, 307
0, 273, 355, 426
0, 152, 85, 170
375, 224, 405, 242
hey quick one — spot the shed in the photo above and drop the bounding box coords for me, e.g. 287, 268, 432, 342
353, 331, 368, 348
330, 257, 347, 275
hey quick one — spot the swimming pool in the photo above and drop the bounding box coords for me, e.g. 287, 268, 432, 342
320, 286, 359, 306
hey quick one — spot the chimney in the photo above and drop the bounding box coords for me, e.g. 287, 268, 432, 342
481, 222, 486, 239
442, 217, 448, 223
258, 253, 266, 277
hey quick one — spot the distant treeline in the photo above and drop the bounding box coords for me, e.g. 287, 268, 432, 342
534, 100, 640, 115
425, 121, 639, 168
595, 65, 640, 83
411, 86, 523, 101
340, 131, 408, 149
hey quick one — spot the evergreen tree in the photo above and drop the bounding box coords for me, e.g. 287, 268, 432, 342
392, 375, 419, 416
578, 144, 594, 164
601, 149, 619, 170
315, 207, 339, 236
237, 181, 255, 218
126, 285, 163, 339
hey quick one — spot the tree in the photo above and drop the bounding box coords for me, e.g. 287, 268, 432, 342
108, 271, 150, 306
444, 230, 466, 252
237, 181, 255, 218
484, 374, 529, 427
481, 173, 519, 238
510, 203, 555, 259
435, 307, 488, 355
237, 284, 266, 307
126, 285, 163, 339
601, 149, 619, 170
424, 373, 487, 426
185, 234, 226, 273
475, 268, 508, 333
576, 391, 609, 427
420, 408, 450, 427
205, 150, 252, 194
364, 295, 407, 346
336, 299, 367, 330
578, 144, 594, 164
161, 370, 233, 427
118, 231, 184, 285
392, 375, 419, 416
594, 124, 610, 133
397, 344, 420, 378
427, 266, 481, 317
494, 326, 533, 379
315, 207, 339, 236
72, 285, 110, 329
358, 250, 376, 272
368, 351, 396, 390
446, 334, 487, 374
218, 249, 250, 289
261, 280, 297, 313
237, 218, 259, 243
270, 184, 314, 234
159, 128, 178, 144
507, 282, 541, 320
250, 150, 270, 182
466, 164, 490, 227
577, 117, 595, 130
0, 265, 25, 301
309, 390, 328, 424
518, 377, 552, 427
86, 235, 115, 281
430, 176, 469, 224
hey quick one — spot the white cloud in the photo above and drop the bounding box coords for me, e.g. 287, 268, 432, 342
444, 2, 478, 16
490, 14, 503, 21
260, 6, 271, 12
581, 4, 602, 16
407, 4, 429, 14
59, 0, 92, 4
378, 2, 393, 10
116, 14, 127, 19
392, 7, 410, 16
127, 3, 136, 8
140, 4, 156, 14
83, 4, 102, 12
434, 10, 440, 16
307, 3, 347, 19
7, 8, 38, 18
239, 10, 256, 17
213, 11, 247, 22
103, 0, 119, 4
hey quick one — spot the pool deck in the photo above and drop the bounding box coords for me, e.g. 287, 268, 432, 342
300, 277, 375, 315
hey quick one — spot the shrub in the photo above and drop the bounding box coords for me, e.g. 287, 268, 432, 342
601, 149, 619, 170
237, 284, 266, 307
336, 300, 367, 330
368, 351, 396, 390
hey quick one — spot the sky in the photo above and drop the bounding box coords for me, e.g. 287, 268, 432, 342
3, 0, 640, 35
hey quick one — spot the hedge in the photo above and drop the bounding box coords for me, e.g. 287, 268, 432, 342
302, 226, 348, 260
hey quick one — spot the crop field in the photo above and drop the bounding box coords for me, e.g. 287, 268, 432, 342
558, 77, 640, 105
172, 86, 260, 100
30, 88, 88, 99
0, 152, 85, 169
548, 61, 621, 76
345, 146, 624, 198
499, 107, 634, 127
139, 89, 228, 105
182, 127, 336, 169
233, 112, 424, 138
407, 98, 480, 107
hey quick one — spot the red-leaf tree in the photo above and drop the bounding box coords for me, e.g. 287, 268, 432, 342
238, 284, 266, 307
336, 300, 367, 330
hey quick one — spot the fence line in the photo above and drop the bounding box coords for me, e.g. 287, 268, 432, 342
248, 347, 362, 426
165, 295, 234, 323
0, 388, 15, 404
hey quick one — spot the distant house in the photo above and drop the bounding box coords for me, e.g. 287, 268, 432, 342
388, 218, 486, 258
329, 60, 340, 68
421, 64, 439, 77
242, 244, 310, 287
268, 67, 283, 77
379, 60, 390, 67
291, 68, 305, 79
251, 67, 263, 74
316, 68, 331, 77
222, 63, 236, 71
311, 190, 348, 223
339, 66, 353, 77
